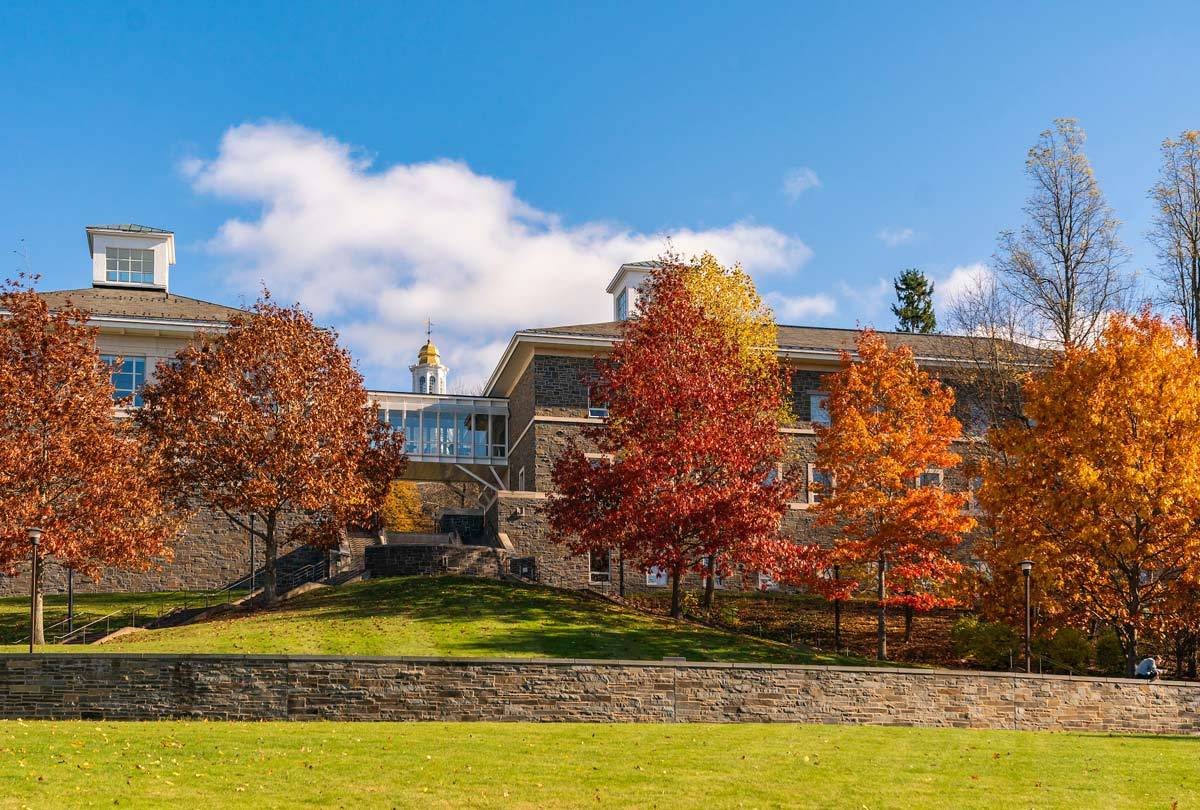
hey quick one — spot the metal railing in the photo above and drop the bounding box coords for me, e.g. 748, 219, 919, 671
18, 557, 332, 646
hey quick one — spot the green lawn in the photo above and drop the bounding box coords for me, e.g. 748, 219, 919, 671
0, 721, 1193, 808
0, 590, 217, 645
1, 577, 859, 664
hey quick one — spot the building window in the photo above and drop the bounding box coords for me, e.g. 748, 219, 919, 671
918, 469, 944, 488
809, 393, 830, 426
967, 475, 984, 513
102, 355, 146, 407
104, 247, 155, 285
807, 464, 833, 504
757, 572, 779, 591
587, 386, 609, 419
763, 463, 782, 486
615, 288, 629, 321
646, 566, 668, 587
517, 467, 526, 490
589, 549, 612, 583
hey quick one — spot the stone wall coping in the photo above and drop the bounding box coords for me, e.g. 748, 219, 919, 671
1, 653, 1193, 688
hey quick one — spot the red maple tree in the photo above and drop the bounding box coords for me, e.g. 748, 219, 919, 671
813, 330, 974, 659
548, 259, 802, 618
0, 277, 182, 642
137, 294, 407, 602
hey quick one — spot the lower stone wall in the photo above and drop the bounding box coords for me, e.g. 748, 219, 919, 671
2, 655, 1198, 733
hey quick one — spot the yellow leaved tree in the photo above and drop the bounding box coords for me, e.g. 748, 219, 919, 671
978, 310, 1200, 676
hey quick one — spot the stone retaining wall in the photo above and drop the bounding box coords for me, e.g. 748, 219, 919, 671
365, 545, 515, 579
2, 655, 1198, 733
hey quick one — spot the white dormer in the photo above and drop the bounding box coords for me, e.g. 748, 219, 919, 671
606, 260, 656, 321
86, 224, 175, 292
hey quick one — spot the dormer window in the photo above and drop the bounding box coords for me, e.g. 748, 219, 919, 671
105, 247, 155, 285
615, 288, 629, 321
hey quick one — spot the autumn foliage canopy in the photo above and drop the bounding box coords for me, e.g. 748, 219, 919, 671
977, 310, 1200, 674
0, 278, 181, 641
813, 330, 974, 657
548, 255, 801, 617
138, 295, 407, 601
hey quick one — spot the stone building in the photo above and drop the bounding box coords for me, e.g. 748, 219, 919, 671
477, 261, 995, 595
0, 230, 997, 597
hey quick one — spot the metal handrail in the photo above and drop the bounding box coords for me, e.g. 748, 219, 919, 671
18, 559, 329, 646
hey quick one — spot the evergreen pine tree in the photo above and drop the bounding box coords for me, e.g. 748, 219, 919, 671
892, 268, 937, 333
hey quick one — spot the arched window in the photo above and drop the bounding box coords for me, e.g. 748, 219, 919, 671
419, 376, 427, 393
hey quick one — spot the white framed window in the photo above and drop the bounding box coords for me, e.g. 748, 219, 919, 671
966, 475, 984, 513
807, 463, 834, 504
757, 572, 779, 591
918, 469, 944, 488
584, 452, 614, 469
104, 247, 155, 285
646, 566, 668, 587
589, 548, 612, 583
101, 355, 146, 407
809, 392, 830, 426
517, 467, 526, 490
587, 386, 609, 419
615, 288, 629, 321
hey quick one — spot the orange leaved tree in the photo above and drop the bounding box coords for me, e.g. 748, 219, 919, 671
138, 295, 407, 602
978, 310, 1200, 675
814, 330, 974, 660
0, 278, 182, 643
548, 256, 802, 618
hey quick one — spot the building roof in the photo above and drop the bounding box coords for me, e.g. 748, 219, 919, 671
37, 287, 242, 324
86, 224, 174, 235
522, 321, 1031, 362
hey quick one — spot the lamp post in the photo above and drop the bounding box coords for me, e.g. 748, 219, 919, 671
26, 527, 42, 654
249, 514, 256, 593
833, 564, 842, 652
1019, 560, 1034, 673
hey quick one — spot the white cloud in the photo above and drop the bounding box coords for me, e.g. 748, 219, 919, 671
186, 122, 815, 390
876, 226, 917, 247
765, 291, 837, 322
782, 167, 822, 201
837, 278, 892, 322
934, 262, 992, 314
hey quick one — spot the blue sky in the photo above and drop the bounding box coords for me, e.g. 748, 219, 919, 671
3, 2, 1198, 389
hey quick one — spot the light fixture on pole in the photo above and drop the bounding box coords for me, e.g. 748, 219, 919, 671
1019, 560, 1034, 674
26, 527, 42, 655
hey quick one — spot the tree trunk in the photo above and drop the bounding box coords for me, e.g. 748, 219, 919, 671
1122, 625, 1139, 678
30, 554, 44, 646
702, 556, 716, 610
877, 554, 887, 660
834, 599, 842, 651
878, 554, 888, 662
1189, 632, 1198, 679
263, 514, 278, 603
904, 603, 914, 642
669, 566, 683, 619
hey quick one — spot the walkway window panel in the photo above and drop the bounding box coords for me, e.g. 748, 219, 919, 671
490, 413, 507, 458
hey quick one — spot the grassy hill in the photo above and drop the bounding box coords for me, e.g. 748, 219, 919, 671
0, 576, 861, 664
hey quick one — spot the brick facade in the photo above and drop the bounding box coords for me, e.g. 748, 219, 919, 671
2, 654, 1197, 733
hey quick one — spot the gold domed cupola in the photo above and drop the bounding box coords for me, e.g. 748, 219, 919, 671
417, 338, 440, 366
410, 319, 449, 394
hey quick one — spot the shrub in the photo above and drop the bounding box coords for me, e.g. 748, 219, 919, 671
1034, 627, 1094, 673
1095, 629, 1127, 676
951, 616, 1019, 669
